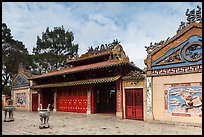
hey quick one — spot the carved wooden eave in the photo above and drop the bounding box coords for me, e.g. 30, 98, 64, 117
30, 76, 121, 89
122, 70, 145, 82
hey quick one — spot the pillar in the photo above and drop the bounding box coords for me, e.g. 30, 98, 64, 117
86, 84, 92, 114
38, 90, 41, 109
53, 90, 57, 112
116, 80, 123, 118
87, 90, 91, 114
146, 76, 153, 120
27, 88, 30, 111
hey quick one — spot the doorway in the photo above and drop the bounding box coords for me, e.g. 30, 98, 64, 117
95, 82, 116, 113
32, 93, 38, 111
125, 88, 143, 120
41, 88, 54, 111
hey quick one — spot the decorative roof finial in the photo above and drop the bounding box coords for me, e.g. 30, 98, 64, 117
177, 5, 202, 33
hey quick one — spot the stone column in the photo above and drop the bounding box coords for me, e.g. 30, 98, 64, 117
53, 90, 57, 112
146, 76, 153, 120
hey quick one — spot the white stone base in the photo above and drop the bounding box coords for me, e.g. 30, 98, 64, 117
116, 112, 122, 118
86, 110, 91, 114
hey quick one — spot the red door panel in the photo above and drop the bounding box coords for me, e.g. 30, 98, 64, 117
135, 90, 143, 120
82, 96, 87, 113
126, 107, 133, 118
32, 94, 38, 111
67, 97, 73, 112
72, 96, 78, 112
58, 96, 64, 111
63, 96, 68, 112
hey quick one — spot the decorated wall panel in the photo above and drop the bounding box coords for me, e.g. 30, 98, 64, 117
16, 92, 27, 108
164, 82, 202, 117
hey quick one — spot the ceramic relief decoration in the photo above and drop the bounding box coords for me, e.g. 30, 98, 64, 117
164, 82, 202, 117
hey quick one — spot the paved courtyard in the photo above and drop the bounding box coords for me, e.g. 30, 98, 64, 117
2, 111, 202, 135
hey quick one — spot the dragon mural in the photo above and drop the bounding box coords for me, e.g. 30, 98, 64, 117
165, 83, 202, 117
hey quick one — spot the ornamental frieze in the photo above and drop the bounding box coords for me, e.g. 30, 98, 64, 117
151, 64, 202, 76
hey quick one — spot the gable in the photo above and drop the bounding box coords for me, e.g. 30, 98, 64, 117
144, 23, 202, 70
13, 73, 30, 88
151, 35, 202, 69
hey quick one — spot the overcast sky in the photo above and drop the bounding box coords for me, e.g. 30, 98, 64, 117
2, 2, 201, 69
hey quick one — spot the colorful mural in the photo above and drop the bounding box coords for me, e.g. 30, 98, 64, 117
16, 93, 26, 107
164, 83, 202, 117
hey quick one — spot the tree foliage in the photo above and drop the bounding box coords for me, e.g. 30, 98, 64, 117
32, 26, 79, 73
2, 23, 30, 92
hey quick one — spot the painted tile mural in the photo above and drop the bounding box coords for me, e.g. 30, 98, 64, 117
164, 82, 202, 117
16, 93, 26, 107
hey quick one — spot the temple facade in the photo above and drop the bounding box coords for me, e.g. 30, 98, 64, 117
29, 42, 146, 120
144, 6, 202, 124
11, 64, 33, 111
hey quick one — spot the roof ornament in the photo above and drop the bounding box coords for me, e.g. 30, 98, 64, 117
87, 39, 120, 55
145, 40, 165, 54
145, 5, 202, 55
177, 5, 202, 34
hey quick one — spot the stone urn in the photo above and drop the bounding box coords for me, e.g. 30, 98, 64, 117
38, 104, 50, 129
3, 105, 15, 122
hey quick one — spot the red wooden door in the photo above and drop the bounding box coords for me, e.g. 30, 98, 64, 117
58, 88, 87, 113
125, 89, 143, 120
32, 94, 38, 111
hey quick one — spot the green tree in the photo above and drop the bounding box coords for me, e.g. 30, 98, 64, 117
2, 23, 30, 92
33, 26, 79, 73
2, 86, 11, 96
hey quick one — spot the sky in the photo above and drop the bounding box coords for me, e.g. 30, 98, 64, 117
2, 2, 202, 69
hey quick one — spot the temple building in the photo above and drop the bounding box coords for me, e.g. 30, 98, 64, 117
144, 6, 202, 124
29, 41, 146, 120
11, 64, 33, 111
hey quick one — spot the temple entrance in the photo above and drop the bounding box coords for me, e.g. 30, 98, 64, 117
95, 82, 116, 113
41, 88, 54, 111
125, 88, 143, 120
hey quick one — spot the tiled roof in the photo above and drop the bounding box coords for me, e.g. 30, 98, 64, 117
30, 75, 120, 89
67, 50, 111, 64
30, 60, 132, 80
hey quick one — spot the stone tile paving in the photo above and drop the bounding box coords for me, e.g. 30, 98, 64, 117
2, 111, 202, 135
